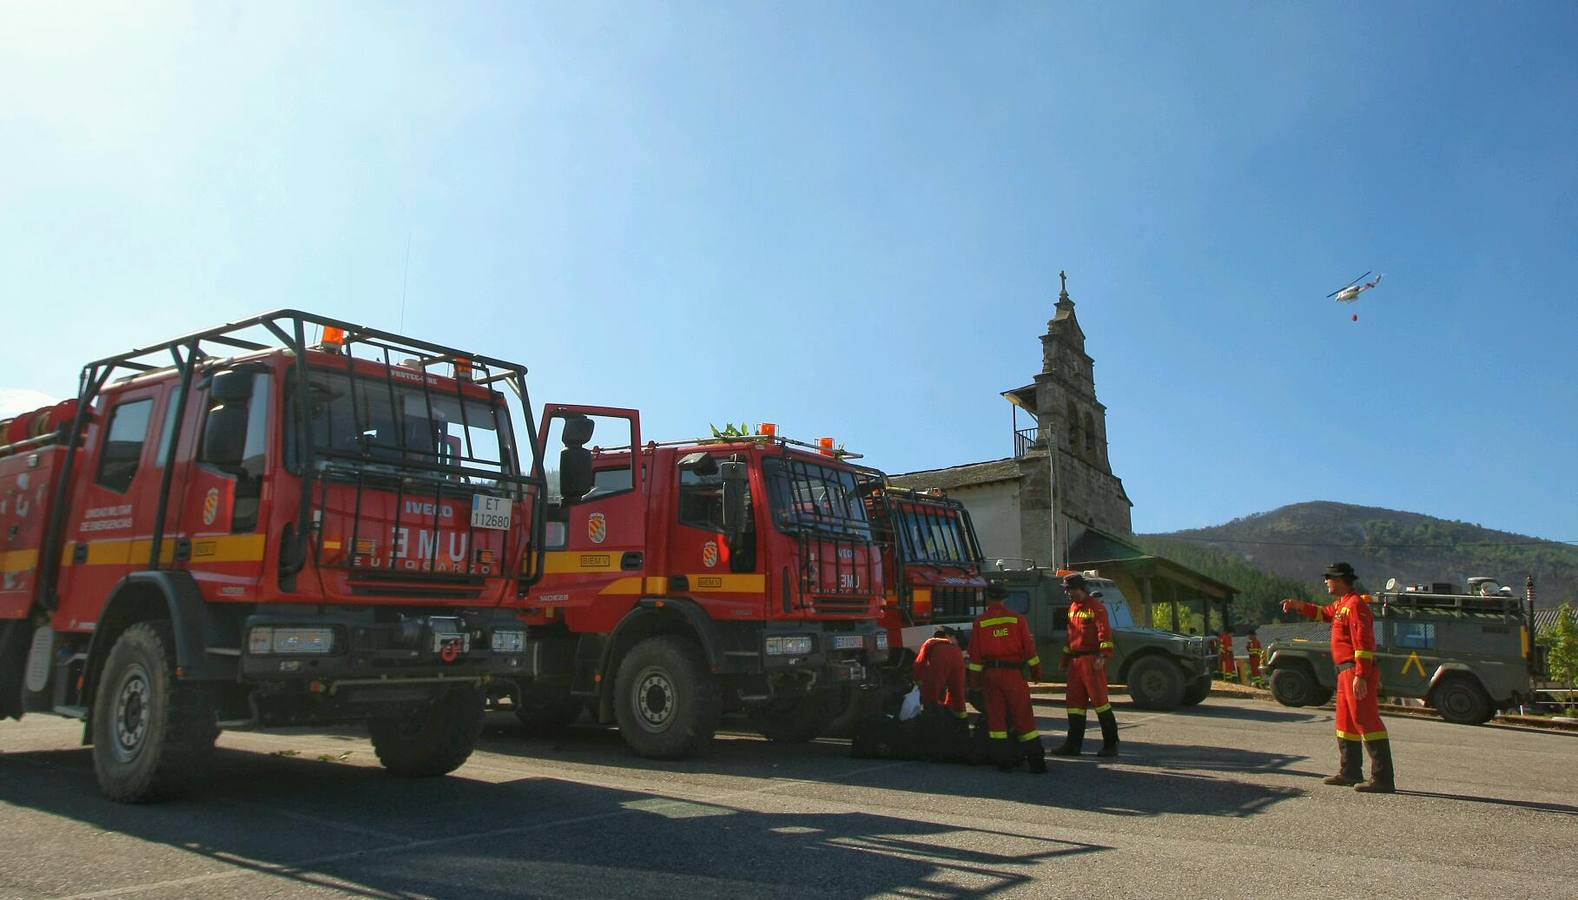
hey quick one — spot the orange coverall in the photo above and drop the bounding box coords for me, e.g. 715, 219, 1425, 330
914, 636, 967, 718
1064, 595, 1114, 717
1290, 592, 1386, 742
967, 602, 1043, 747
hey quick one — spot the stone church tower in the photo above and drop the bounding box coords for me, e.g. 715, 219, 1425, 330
998, 272, 1134, 564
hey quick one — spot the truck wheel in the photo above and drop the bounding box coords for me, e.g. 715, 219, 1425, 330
1309, 686, 1335, 707
91, 621, 219, 803
750, 691, 837, 743
1180, 675, 1212, 707
370, 685, 484, 777
1431, 674, 1494, 725
513, 683, 584, 736
1269, 666, 1316, 707
614, 634, 720, 759
1125, 656, 1186, 710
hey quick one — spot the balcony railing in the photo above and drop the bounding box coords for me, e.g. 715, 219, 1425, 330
1013, 426, 1040, 457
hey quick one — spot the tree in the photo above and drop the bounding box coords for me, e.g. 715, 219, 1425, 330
1541, 602, 1578, 715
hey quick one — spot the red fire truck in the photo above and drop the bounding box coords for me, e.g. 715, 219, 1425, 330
861, 483, 988, 655
508, 409, 886, 757
0, 311, 544, 801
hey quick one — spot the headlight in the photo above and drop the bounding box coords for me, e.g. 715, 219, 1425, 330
248, 626, 335, 655
491, 630, 526, 653
765, 635, 815, 656
874, 631, 890, 652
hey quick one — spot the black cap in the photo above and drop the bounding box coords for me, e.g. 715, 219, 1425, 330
1061, 573, 1088, 591
1323, 561, 1357, 582
933, 625, 958, 639
985, 583, 1008, 600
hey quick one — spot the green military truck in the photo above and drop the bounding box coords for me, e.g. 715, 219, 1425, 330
980, 568, 1219, 710
1260, 576, 1543, 725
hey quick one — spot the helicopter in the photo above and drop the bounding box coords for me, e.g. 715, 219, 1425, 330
1327, 271, 1383, 321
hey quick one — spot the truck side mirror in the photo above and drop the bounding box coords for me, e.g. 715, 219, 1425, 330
720, 459, 747, 540
557, 414, 595, 501
202, 403, 249, 471
210, 370, 255, 403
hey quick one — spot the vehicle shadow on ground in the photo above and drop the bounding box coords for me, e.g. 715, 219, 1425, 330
1394, 789, 1578, 817
481, 717, 1307, 821
0, 745, 1102, 899
1163, 703, 1323, 725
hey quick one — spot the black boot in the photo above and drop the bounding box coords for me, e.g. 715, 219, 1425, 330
1051, 714, 1086, 756
1323, 739, 1363, 786
1024, 736, 1048, 774
1355, 740, 1396, 793
991, 736, 1017, 772
1095, 709, 1119, 758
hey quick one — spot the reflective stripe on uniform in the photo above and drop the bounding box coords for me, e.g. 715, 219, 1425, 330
1066, 707, 1086, 716
1353, 650, 1375, 659
1098, 641, 1114, 650
978, 616, 1020, 628
1017, 731, 1042, 742
1093, 703, 1112, 714
988, 730, 1009, 739
967, 663, 984, 672
1336, 729, 1364, 741
1071, 610, 1093, 620
1361, 730, 1389, 742
1025, 655, 1040, 667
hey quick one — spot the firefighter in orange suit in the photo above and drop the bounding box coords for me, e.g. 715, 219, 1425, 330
968, 584, 1047, 773
1282, 561, 1394, 793
1219, 629, 1236, 679
1246, 633, 1263, 677
1052, 573, 1119, 757
914, 626, 969, 761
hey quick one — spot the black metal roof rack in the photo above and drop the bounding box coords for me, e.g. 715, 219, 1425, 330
40, 309, 541, 607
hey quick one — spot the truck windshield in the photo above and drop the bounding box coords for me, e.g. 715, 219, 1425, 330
1090, 581, 1136, 628
296, 368, 511, 481
762, 457, 871, 539
893, 504, 978, 566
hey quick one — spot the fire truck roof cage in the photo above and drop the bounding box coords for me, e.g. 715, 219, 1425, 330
637, 433, 865, 461
38, 309, 541, 606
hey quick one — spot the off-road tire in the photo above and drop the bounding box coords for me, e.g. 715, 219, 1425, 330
1125, 656, 1186, 710
1430, 674, 1495, 725
750, 691, 837, 743
1180, 675, 1212, 707
513, 683, 585, 736
370, 685, 484, 777
614, 634, 720, 759
91, 621, 219, 803
1269, 665, 1317, 708
1309, 686, 1335, 707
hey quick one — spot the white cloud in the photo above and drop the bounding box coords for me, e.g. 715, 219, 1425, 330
0, 388, 60, 419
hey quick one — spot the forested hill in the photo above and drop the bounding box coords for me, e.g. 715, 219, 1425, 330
1138, 501, 1577, 625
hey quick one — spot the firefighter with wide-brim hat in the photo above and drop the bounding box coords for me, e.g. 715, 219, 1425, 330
1282, 562, 1395, 792
1052, 572, 1120, 757
967, 584, 1047, 772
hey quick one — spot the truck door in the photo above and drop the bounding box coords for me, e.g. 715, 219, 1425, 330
665, 449, 763, 620
535, 406, 644, 620
54, 384, 167, 631
1381, 606, 1434, 697
170, 367, 274, 601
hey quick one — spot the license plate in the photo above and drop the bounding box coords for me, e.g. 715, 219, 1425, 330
833, 635, 866, 650
471, 495, 512, 530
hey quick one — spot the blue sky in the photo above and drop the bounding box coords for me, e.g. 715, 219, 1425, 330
2, 2, 1574, 540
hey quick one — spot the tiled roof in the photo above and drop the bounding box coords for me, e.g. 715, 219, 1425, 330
887, 458, 1024, 491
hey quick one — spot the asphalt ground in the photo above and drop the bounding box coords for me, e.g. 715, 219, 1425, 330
3, 694, 1576, 899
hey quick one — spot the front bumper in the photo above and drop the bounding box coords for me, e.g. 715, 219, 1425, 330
239, 608, 530, 683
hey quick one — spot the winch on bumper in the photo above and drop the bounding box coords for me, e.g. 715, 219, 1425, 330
240, 609, 530, 683
751, 623, 884, 690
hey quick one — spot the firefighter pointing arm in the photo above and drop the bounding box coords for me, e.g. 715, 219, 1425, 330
1281, 562, 1394, 793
